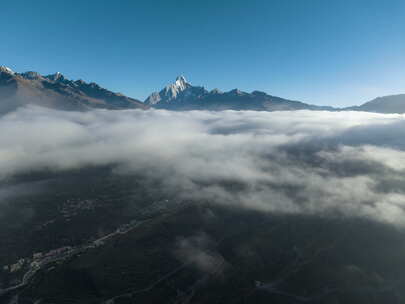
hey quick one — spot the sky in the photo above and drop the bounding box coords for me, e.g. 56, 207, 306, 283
1, 0, 404, 106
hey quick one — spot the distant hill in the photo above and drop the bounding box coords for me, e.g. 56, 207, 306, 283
350, 94, 405, 114
0, 66, 147, 113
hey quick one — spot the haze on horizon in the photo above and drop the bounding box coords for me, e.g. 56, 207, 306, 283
1, 0, 404, 107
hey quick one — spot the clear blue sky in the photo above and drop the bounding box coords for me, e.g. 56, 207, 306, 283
1, 0, 404, 106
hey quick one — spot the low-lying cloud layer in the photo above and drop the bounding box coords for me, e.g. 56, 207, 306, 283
1, 106, 405, 227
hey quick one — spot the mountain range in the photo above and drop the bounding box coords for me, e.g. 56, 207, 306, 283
144, 76, 335, 111
1, 66, 405, 113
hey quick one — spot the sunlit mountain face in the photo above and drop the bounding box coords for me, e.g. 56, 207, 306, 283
0, 67, 147, 114
1, 107, 405, 303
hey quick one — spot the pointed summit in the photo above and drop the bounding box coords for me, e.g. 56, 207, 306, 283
145, 75, 195, 105
172, 75, 189, 91
176, 75, 187, 81
45, 72, 65, 82
175, 75, 188, 83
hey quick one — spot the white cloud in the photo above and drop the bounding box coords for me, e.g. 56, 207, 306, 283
1, 106, 405, 227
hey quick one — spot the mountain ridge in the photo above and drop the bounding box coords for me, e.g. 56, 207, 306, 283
1, 67, 405, 113
0, 66, 147, 113
146, 76, 405, 113
348, 93, 405, 113
145, 76, 336, 111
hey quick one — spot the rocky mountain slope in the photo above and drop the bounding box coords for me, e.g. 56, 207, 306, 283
0, 66, 147, 113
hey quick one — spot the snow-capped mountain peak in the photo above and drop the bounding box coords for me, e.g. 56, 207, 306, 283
171, 75, 189, 91
145, 76, 194, 105
0, 66, 15, 75
176, 75, 186, 81
175, 75, 188, 86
